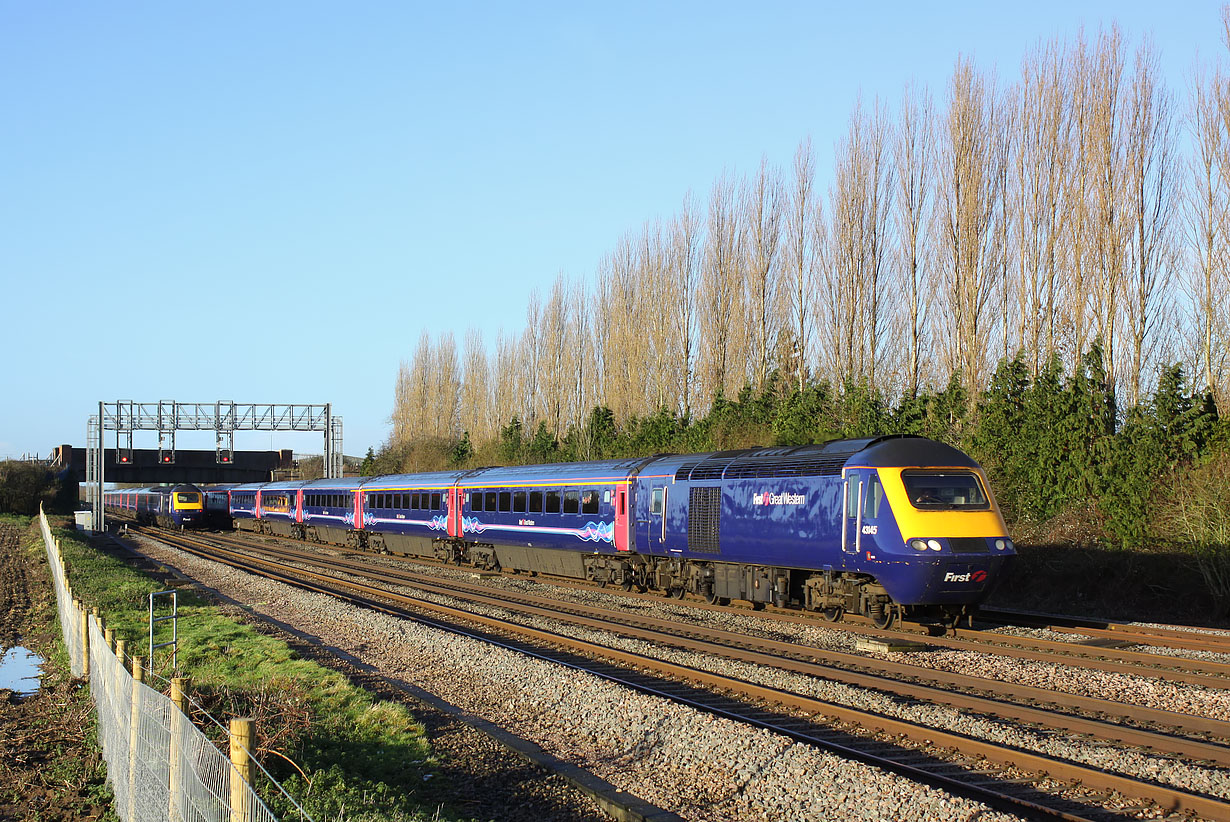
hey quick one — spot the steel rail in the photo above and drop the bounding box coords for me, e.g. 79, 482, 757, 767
978, 607, 1230, 655
197, 531, 1230, 748
138, 529, 1230, 821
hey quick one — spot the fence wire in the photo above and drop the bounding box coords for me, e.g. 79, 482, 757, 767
39, 510, 288, 822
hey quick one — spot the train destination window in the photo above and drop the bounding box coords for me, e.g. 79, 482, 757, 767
902, 471, 989, 510
603, 490, 611, 504
545, 490, 561, 513
529, 490, 543, 512
513, 491, 527, 512
651, 488, 664, 515
431, 493, 441, 510
485, 491, 498, 511
498, 491, 512, 512
581, 490, 599, 514
563, 490, 580, 514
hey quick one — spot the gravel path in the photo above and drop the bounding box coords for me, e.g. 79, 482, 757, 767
127, 536, 1035, 822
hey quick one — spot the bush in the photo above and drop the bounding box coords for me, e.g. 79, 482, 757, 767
1158, 450, 1230, 618
0, 461, 75, 515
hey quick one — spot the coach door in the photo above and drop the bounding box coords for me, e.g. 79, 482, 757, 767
447, 487, 462, 538
842, 472, 864, 555
614, 485, 631, 552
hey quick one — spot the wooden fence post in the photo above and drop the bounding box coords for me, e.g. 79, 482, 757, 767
169, 677, 189, 821
229, 718, 255, 822
128, 656, 144, 822
79, 606, 90, 680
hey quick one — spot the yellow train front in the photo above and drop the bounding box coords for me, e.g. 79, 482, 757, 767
104, 484, 205, 529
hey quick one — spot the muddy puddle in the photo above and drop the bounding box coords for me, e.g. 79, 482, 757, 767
0, 646, 44, 697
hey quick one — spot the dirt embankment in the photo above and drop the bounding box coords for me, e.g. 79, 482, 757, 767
0, 521, 113, 822
989, 541, 1228, 627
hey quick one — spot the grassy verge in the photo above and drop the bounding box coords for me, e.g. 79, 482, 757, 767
43, 518, 479, 822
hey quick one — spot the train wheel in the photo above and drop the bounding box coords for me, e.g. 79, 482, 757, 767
871, 604, 896, 630
821, 606, 843, 622
671, 586, 686, 600
621, 579, 633, 592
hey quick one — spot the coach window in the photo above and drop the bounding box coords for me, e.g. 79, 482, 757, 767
513, 491, 527, 513
581, 489, 599, 515
545, 490, 561, 514
431, 493, 441, 510
651, 488, 664, 515
498, 491, 512, 512
485, 490, 498, 511
408, 492, 417, 510
471, 491, 483, 511
563, 490, 580, 514
529, 490, 543, 512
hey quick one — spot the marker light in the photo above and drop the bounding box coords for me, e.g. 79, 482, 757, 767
927, 539, 942, 551
909, 539, 928, 551
995, 539, 1014, 552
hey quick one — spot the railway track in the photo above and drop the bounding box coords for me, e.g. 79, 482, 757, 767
121, 526, 1230, 821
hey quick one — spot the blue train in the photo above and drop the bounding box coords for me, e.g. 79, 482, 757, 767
103, 484, 206, 529
214, 435, 1014, 628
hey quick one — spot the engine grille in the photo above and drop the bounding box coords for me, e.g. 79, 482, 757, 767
688, 486, 722, 554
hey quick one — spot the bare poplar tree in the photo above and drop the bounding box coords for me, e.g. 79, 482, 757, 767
492, 329, 522, 433
936, 57, 1010, 393
671, 192, 702, 415
1086, 27, 1129, 389
826, 104, 870, 384
828, 100, 895, 388
894, 84, 935, 397
1186, 58, 1230, 407
432, 331, 461, 439
566, 275, 591, 428
784, 138, 817, 393
1011, 40, 1072, 375
743, 156, 785, 390
521, 291, 543, 425
539, 273, 572, 436
698, 173, 743, 403
640, 218, 679, 411
1122, 39, 1178, 407
459, 327, 494, 443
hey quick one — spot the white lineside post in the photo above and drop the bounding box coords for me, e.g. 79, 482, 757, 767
229, 718, 255, 822
128, 656, 144, 822
169, 677, 188, 821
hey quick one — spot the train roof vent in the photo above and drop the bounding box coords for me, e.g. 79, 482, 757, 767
674, 462, 701, 481
688, 449, 756, 481
725, 455, 851, 479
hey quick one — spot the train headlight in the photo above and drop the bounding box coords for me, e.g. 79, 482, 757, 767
927, 539, 942, 551
995, 538, 1014, 552
909, 538, 928, 551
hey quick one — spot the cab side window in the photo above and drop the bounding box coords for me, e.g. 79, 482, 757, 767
864, 477, 883, 518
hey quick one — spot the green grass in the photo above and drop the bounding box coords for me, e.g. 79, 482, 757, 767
45, 519, 480, 822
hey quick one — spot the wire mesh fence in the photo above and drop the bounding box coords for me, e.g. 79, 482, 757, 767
39, 509, 304, 822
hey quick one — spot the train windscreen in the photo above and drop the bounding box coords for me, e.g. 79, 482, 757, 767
901, 471, 989, 510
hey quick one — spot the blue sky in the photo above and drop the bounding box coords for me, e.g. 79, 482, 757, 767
1, 1, 1224, 460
